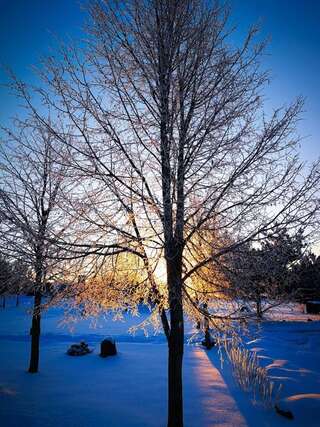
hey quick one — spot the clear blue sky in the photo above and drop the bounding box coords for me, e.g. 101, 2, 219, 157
0, 0, 319, 162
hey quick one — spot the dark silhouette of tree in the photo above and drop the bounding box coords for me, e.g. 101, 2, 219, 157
0, 118, 69, 373
0, 255, 12, 307
224, 227, 305, 317
290, 252, 320, 301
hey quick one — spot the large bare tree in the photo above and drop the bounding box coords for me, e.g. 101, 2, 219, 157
0, 117, 69, 373
6, 0, 319, 424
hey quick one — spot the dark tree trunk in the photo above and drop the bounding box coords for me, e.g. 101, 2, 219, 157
168, 304, 184, 427
28, 291, 41, 373
1, 295, 5, 309
16, 295, 19, 307
256, 296, 262, 319
167, 252, 184, 427
203, 316, 213, 349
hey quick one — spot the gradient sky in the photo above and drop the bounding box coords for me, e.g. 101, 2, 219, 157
0, 0, 319, 162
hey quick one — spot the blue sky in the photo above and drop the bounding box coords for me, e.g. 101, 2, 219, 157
0, 0, 319, 162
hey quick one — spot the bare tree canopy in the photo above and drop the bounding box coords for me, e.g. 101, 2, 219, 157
0, 117, 69, 373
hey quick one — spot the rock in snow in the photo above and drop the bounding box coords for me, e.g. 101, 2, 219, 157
100, 337, 117, 357
67, 341, 93, 356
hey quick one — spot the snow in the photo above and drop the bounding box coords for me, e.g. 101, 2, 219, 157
247, 321, 320, 424
206, 320, 320, 427
0, 297, 319, 426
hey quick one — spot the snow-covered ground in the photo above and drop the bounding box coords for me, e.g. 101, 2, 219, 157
0, 297, 319, 426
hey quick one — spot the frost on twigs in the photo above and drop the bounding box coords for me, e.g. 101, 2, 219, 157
128, 308, 163, 337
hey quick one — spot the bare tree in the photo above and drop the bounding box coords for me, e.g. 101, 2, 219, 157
0, 254, 13, 308
6, 0, 320, 424
0, 117, 69, 373
0, 252, 30, 307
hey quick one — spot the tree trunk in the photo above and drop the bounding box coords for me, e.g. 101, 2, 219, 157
28, 291, 41, 373
16, 295, 19, 307
168, 302, 184, 427
1, 295, 5, 309
167, 255, 184, 427
256, 296, 262, 319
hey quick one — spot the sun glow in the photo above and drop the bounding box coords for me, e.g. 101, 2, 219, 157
154, 259, 167, 283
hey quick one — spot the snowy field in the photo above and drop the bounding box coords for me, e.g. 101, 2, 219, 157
0, 297, 319, 427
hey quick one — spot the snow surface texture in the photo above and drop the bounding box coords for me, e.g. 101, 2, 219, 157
0, 297, 319, 426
